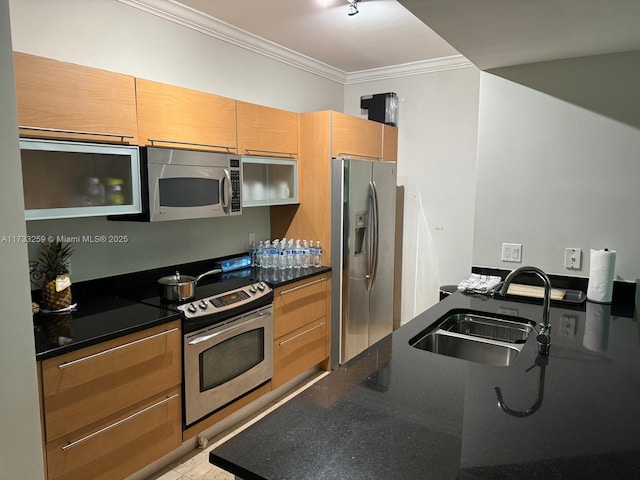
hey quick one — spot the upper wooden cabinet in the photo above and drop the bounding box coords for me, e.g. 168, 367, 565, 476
237, 101, 299, 158
382, 124, 399, 162
136, 78, 237, 153
13, 52, 138, 144
331, 111, 383, 160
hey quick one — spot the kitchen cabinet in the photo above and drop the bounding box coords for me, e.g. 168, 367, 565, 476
271, 110, 398, 263
13, 52, 138, 144
242, 156, 298, 207
383, 124, 399, 161
20, 138, 142, 220
273, 273, 331, 389
237, 101, 299, 158
136, 78, 237, 153
331, 111, 383, 160
39, 320, 182, 480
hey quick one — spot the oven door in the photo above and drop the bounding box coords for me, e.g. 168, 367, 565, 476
183, 305, 273, 427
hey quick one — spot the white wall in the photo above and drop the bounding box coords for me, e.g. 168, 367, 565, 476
9, 0, 345, 281
474, 52, 640, 281
0, 0, 45, 476
344, 66, 481, 323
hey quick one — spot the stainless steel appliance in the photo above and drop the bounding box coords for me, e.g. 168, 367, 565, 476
331, 158, 397, 366
130, 274, 273, 427
145, 147, 241, 221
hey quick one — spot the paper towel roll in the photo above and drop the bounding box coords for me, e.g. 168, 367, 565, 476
586, 249, 616, 303
583, 301, 611, 352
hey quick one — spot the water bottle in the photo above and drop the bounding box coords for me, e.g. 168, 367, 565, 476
271, 240, 280, 269
263, 240, 271, 268
294, 239, 302, 269
302, 240, 310, 268
286, 239, 294, 269
252, 240, 261, 267
278, 238, 287, 270
314, 241, 323, 267
309, 240, 316, 267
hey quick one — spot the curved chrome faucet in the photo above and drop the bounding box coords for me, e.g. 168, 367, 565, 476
499, 265, 552, 355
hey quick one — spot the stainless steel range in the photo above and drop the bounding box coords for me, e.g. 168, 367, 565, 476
132, 274, 273, 427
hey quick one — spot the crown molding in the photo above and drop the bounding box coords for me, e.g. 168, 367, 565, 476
344, 55, 474, 84
117, 0, 473, 85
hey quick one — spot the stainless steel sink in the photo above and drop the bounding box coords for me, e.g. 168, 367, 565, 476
410, 309, 535, 367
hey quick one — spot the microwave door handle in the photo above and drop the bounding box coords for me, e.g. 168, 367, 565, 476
222, 169, 231, 214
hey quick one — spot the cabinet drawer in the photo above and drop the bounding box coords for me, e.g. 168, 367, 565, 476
273, 319, 329, 389
45, 387, 181, 480
41, 321, 181, 442
274, 274, 330, 338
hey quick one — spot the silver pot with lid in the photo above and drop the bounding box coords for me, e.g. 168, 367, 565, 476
158, 269, 221, 302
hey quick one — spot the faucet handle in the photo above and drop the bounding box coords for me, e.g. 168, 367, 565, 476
537, 333, 550, 355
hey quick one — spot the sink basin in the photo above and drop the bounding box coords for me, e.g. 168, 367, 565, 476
410, 309, 535, 367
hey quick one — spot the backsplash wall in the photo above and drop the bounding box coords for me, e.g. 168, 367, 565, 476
26, 207, 270, 283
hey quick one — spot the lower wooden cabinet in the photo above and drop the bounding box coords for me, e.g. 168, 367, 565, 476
45, 387, 181, 480
273, 273, 331, 388
39, 321, 182, 480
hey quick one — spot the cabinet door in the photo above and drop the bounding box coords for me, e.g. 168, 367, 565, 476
41, 321, 181, 442
13, 52, 138, 144
237, 101, 299, 157
382, 124, 398, 162
45, 387, 181, 480
274, 274, 330, 339
331, 112, 382, 159
136, 78, 237, 152
273, 319, 329, 389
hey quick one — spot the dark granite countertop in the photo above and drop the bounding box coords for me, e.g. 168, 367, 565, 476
32, 264, 330, 361
252, 265, 331, 288
209, 291, 640, 479
33, 295, 182, 361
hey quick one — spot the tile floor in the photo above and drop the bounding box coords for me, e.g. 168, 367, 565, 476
145, 372, 329, 480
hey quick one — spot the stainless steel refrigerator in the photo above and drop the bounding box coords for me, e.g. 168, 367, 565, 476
331, 157, 396, 367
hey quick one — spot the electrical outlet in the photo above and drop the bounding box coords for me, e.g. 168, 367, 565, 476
564, 248, 582, 269
248, 232, 255, 246
501, 243, 522, 263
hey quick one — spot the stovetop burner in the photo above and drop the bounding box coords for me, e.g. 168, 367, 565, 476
126, 272, 273, 333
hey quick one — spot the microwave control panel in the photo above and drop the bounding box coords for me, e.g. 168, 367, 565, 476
230, 158, 241, 214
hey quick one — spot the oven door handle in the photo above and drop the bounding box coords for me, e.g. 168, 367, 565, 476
187, 311, 269, 345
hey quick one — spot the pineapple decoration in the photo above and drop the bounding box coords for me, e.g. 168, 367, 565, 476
38, 241, 74, 310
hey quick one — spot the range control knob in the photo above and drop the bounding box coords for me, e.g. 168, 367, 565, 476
199, 301, 208, 310
257, 283, 265, 291
187, 304, 197, 314
249, 285, 257, 294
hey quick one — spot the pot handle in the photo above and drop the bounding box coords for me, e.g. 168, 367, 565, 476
195, 268, 222, 283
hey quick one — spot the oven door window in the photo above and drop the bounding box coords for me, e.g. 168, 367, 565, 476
200, 328, 265, 392
159, 177, 220, 207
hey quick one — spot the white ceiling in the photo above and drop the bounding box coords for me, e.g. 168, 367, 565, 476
126, 0, 640, 78
167, 0, 460, 72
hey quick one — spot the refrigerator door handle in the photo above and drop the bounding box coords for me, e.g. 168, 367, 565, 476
367, 180, 380, 291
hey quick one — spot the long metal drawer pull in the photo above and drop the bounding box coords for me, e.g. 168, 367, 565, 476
279, 277, 326, 296
337, 152, 383, 161
279, 322, 326, 346
245, 148, 297, 157
61, 393, 179, 451
148, 138, 234, 152
58, 328, 179, 369
18, 125, 134, 140
188, 312, 270, 345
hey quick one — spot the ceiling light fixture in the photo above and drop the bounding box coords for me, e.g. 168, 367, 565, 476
347, 0, 359, 16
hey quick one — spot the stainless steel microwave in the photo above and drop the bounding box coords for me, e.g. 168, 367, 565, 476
144, 147, 242, 221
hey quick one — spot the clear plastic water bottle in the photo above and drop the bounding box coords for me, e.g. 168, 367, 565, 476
302, 240, 310, 268
262, 241, 269, 268
286, 239, 294, 269
254, 240, 262, 267
271, 240, 280, 269
309, 240, 316, 267
314, 241, 323, 267
294, 239, 302, 269
278, 238, 287, 270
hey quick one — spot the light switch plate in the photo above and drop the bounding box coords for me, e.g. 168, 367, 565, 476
501, 243, 522, 263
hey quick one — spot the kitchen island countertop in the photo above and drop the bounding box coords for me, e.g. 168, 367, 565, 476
209, 291, 640, 479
